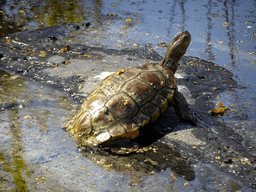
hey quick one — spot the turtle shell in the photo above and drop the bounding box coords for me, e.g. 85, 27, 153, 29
66, 63, 176, 147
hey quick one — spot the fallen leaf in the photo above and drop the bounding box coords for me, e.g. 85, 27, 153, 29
23, 115, 31, 119
210, 102, 228, 114
59, 45, 70, 53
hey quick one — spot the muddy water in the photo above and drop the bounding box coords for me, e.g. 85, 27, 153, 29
0, 70, 72, 190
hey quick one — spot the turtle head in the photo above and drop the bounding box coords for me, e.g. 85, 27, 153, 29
160, 31, 191, 74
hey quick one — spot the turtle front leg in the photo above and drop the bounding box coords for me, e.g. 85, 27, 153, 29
172, 90, 197, 125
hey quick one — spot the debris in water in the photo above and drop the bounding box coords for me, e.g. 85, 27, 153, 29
210, 102, 228, 115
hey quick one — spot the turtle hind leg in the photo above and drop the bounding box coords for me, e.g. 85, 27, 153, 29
172, 90, 197, 125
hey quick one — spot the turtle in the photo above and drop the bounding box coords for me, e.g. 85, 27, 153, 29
66, 31, 196, 150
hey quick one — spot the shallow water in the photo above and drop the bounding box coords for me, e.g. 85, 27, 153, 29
0, 0, 256, 191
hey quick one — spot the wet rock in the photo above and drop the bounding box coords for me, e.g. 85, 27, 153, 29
0, 24, 255, 190
47, 55, 66, 64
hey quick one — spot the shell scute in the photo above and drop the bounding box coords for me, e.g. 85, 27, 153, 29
95, 77, 124, 97
106, 92, 138, 120
116, 119, 138, 133
75, 111, 92, 135
115, 69, 138, 82
159, 98, 169, 115
132, 110, 150, 126
140, 102, 159, 117
166, 75, 176, 89
95, 132, 111, 145
91, 106, 115, 130
158, 87, 175, 99
150, 93, 166, 107
139, 64, 151, 71
137, 71, 165, 91
139, 63, 157, 71
155, 64, 176, 86
85, 93, 108, 114
108, 123, 127, 138
121, 78, 155, 107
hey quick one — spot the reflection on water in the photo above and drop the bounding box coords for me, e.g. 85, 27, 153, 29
3, 109, 30, 191
0, 0, 102, 37
0, 70, 74, 190
0, 70, 29, 190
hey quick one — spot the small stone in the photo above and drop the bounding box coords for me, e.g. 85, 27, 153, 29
223, 157, 233, 164
125, 17, 133, 22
